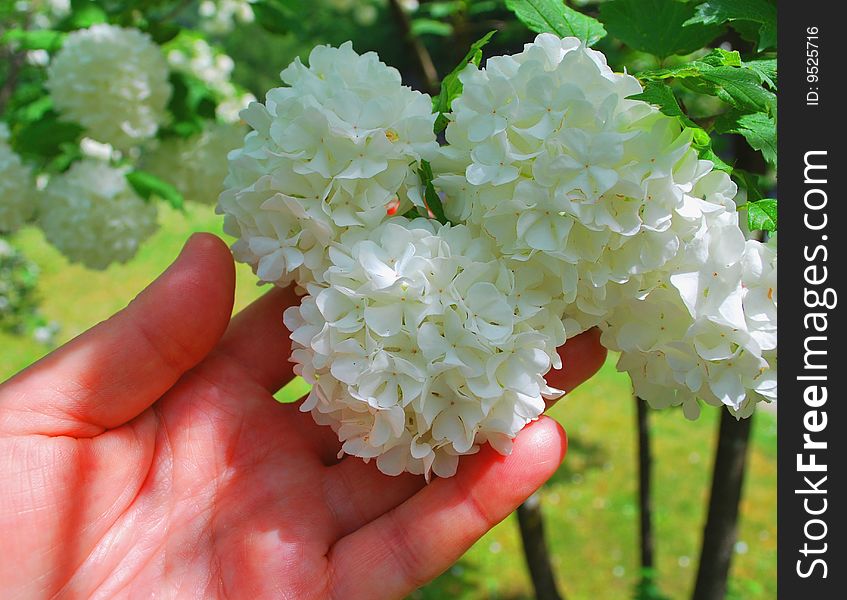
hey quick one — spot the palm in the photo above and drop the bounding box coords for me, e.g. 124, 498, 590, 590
0, 235, 605, 599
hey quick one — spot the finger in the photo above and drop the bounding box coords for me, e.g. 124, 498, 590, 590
0, 234, 235, 437
323, 457, 426, 538
545, 327, 607, 405
211, 285, 301, 393
327, 417, 567, 599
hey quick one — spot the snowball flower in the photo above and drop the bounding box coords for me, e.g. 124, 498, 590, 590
218, 42, 438, 287
224, 35, 777, 478
143, 123, 246, 204
284, 218, 566, 478
39, 160, 158, 269
47, 24, 171, 149
434, 34, 741, 333
602, 216, 777, 418
0, 125, 37, 233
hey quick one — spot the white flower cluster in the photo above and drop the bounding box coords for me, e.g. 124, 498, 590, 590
47, 24, 171, 150
603, 231, 777, 419
222, 35, 778, 478
284, 219, 565, 478
218, 42, 438, 287
143, 122, 246, 205
0, 125, 36, 234
39, 160, 159, 270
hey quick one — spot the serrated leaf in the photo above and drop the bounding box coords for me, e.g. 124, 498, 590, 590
747, 199, 777, 232
126, 170, 185, 211
684, 0, 776, 51
599, 0, 722, 58
715, 111, 776, 166
431, 31, 496, 134
505, 0, 606, 46
637, 51, 776, 116
699, 48, 742, 68
696, 66, 775, 115
627, 82, 696, 127
1, 29, 65, 51
744, 57, 777, 90
417, 160, 448, 224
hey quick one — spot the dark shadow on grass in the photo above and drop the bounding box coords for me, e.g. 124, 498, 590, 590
545, 435, 609, 487
412, 560, 481, 599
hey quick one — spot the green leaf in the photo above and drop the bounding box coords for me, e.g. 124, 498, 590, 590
599, 0, 722, 58
251, 0, 297, 34
11, 111, 83, 164
417, 160, 448, 224
684, 0, 777, 51
1, 29, 65, 51
145, 20, 182, 44
698, 48, 742, 68
689, 128, 733, 174
744, 57, 777, 90
56, 2, 107, 30
637, 50, 776, 116
431, 31, 496, 133
424, 1, 464, 18
505, 0, 606, 46
693, 66, 775, 115
14, 96, 53, 125
627, 82, 695, 127
411, 18, 453, 37
746, 199, 777, 232
733, 169, 765, 202
126, 170, 185, 211
164, 72, 218, 138
715, 111, 776, 166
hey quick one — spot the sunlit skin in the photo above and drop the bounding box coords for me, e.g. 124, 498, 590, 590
0, 234, 606, 599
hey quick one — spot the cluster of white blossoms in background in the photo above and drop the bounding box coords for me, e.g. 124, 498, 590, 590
143, 122, 246, 205
7, 22, 253, 273
0, 125, 36, 234
166, 36, 256, 123
199, 0, 255, 34
39, 160, 159, 270
47, 24, 171, 150
220, 35, 778, 478
218, 41, 438, 287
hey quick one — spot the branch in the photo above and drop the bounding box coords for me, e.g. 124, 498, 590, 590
387, 0, 439, 94
0, 49, 25, 115
159, 0, 197, 23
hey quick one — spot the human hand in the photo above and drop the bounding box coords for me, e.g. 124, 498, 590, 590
0, 234, 606, 599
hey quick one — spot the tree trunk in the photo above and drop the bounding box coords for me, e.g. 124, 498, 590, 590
691, 411, 753, 600
636, 396, 655, 577
516, 493, 564, 600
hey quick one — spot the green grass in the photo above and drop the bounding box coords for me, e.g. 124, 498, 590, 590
1, 206, 776, 600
